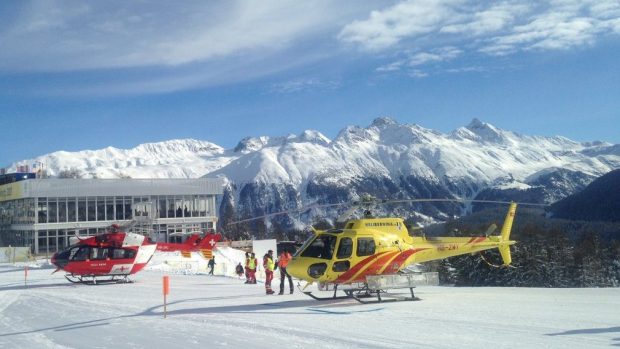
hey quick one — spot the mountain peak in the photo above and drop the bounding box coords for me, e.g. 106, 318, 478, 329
371, 116, 398, 128
296, 130, 330, 145
233, 136, 270, 153
465, 118, 505, 143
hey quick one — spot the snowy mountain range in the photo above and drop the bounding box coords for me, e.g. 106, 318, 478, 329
9, 117, 620, 230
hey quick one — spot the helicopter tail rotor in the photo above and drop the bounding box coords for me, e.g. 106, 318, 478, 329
484, 224, 497, 236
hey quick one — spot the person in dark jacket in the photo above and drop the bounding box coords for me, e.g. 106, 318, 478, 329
235, 262, 244, 279
208, 256, 216, 275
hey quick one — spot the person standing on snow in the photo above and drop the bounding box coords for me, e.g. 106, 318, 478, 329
247, 252, 257, 284
278, 249, 294, 295
235, 262, 244, 279
263, 250, 275, 294
208, 256, 216, 275
244, 252, 251, 284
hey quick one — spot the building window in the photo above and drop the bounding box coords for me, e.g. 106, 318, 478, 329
68, 198, 77, 222
192, 197, 200, 217
97, 197, 105, 221
115, 197, 124, 220
158, 197, 167, 218
78, 198, 86, 222
25, 199, 35, 224
198, 196, 207, 217
38, 231, 48, 255
37, 198, 47, 224
48, 230, 57, 252
183, 196, 192, 217
124, 196, 132, 220
105, 197, 114, 221
174, 197, 183, 218
87, 197, 96, 221
58, 229, 68, 249
48, 198, 58, 223
58, 198, 67, 223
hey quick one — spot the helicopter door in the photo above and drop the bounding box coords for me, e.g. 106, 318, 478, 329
332, 237, 353, 273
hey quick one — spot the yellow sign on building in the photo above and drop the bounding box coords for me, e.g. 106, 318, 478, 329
0, 182, 22, 202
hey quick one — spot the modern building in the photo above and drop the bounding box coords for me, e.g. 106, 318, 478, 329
0, 175, 224, 255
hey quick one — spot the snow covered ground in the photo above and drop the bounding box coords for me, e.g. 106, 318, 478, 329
1, 262, 619, 349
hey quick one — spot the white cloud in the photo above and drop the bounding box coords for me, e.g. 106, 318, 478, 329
440, 3, 530, 36
339, 0, 620, 67
270, 78, 340, 94
0, 1, 354, 72
481, 11, 600, 55
376, 60, 406, 72
1, 0, 618, 94
338, 0, 461, 51
408, 69, 428, 78
0, 0, 375, 95
408, 47, 461, 66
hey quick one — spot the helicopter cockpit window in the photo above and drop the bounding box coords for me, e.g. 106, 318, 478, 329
124, 249, 136, 259
90, 247, 109, 260
111, 248, 125, 259
336, 237, 353, 259
356, 238, 376, 257
71, 246, 90, 261
111, 248, 130, 259
300, 235, 336, 260
111, 248, 136, 259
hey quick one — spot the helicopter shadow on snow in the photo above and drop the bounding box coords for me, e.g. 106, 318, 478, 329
0, 294, 385, 338
0, 267, 25, 274
546, 327, 620, 347
135, 295, 386, 317
0, 281, 78, 292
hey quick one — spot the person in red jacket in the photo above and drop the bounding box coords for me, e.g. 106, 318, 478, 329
263, 250, 275, 294
278, 250, 294, 295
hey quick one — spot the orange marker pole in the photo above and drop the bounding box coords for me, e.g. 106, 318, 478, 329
24, 266, 28, 288
163, 275, 170, 319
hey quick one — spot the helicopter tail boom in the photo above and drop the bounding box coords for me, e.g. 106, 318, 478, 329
498, 202, 517, 265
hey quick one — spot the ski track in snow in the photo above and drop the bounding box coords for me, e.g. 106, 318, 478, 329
1, 265, 619, 348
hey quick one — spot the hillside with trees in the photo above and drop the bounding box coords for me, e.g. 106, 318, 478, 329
550, 169, 620, 222
427, 206, 620, 287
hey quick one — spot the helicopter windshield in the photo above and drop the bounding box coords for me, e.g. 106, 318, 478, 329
300, 234, 337, 260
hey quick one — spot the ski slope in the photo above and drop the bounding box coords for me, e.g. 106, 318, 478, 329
1, 262, 619, 349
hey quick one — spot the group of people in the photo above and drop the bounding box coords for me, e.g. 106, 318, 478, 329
235, 250, 294, 295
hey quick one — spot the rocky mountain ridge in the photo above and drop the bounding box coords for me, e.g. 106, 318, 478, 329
8, 117, 620, 232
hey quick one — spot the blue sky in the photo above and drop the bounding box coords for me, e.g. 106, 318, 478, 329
1, 0, 619, 167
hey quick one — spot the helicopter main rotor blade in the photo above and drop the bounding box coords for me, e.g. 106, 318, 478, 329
379, 198, 548, 207
227, 201, 347, 226
226, 197, 547, 226
337, 206, 359, 223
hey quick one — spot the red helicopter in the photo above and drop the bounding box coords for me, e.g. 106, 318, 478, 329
51, 225, 221, 284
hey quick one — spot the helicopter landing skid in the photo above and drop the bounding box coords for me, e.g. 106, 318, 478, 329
346, 289, 421, 304
65, 274, 133, 285
300, 283, 368, 301
301, 284, 419, 303
302, 291, 353, 301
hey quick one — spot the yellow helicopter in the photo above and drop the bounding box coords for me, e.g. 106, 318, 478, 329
231, 197, 524, 302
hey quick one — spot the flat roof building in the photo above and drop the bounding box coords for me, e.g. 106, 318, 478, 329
0, 177, 224, 255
